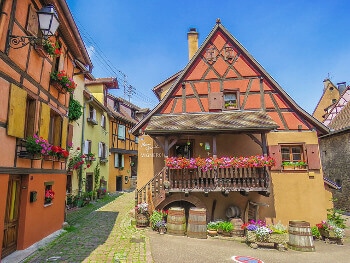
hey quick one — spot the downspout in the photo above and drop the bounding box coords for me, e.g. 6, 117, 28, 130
78, 94, 93, 196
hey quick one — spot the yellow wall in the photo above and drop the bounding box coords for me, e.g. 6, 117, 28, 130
267, 131, 329, 225
83, 97, 109, 192
313, 80, 340, 122
86, 84, 104, 104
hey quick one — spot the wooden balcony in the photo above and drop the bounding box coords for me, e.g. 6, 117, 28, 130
168, 167, 269, 192
136, 166, 270, 207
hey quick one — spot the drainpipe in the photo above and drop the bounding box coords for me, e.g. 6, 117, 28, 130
78, 94, 93, 197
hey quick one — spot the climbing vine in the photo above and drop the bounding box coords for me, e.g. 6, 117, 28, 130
68, 97, 83, 122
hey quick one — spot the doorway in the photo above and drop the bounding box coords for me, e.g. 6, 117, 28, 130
116, 176, 123, 191
2, 175, 21, 259
85, 173, 93, 192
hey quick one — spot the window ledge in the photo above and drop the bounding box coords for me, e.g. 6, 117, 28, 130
87, 118, 98, 125
44, 202, 53, 207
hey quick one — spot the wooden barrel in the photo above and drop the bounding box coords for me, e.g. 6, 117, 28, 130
287, 221, 315, 252
187, 207, 207, 239
167, 207, 186, 236
136, 213, 149, 227
226, 206, 241, 218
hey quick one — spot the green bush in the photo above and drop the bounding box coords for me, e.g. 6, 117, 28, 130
311, 226, 321, 239
207, 221, 219, 230
149, 210, 164, 230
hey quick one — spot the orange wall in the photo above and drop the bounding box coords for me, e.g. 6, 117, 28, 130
17, 173, 66, 249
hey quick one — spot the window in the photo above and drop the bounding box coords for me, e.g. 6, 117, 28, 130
332, 99, 337, 104
101, 115, 106, 129
135, 136, 138, 144
98, 142, 108, 159
114, 153, 124, 168
131, 110, 135, 119
83, 140, 92, 155
118, 124, 126, 140
223, 92, 238, 110
44, 182, 54, 205
114, 101, 120, 112
281, 145, 304, 162
87, 106, 97, 125
48, 110, 62, 145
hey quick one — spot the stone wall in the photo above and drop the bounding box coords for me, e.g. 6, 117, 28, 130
319, 131, 350, 213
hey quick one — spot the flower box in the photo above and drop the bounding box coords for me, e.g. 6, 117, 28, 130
18, 151, 42, 160
51, 80, 68, 94
34, 44, 48, 58
319, 228, 337, 239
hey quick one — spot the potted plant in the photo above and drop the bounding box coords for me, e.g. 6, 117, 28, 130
44, 189, 55, 204
155, 220, 167, 234
50, 70, 77, 94
218, 221, 234, 236
207, 221, 219, 237
282, 161, 307, 170
20, 134, 51, 159
135, 202, 149, 227
224, 101, 237, 109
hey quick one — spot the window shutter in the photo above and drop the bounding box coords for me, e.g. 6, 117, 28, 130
83, 140, 89, 154
306, 144, 321, 170
121, 154, 124, 168
93, 109, 96, 121
67, 124, 73, 148
61, 117, 68, 149
114, 153, 119, 167
105, 146, 108, 159
7, 84, 27, 138
268, 145, 282, 170
39, 102, 51, 140
101, 115, 105, 128
98, 142, 102, 157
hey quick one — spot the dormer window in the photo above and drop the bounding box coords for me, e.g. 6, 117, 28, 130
223, 92, 238, 110
114, 101, 120, 112
131, 110, 135, 119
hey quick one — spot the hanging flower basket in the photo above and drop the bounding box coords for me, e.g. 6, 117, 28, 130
50, 70, 77, 94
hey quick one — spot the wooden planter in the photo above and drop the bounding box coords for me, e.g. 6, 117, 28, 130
136, 213, 149, 227
319, 228, 343, 245
18, 151, 42, 160
246, 231, 288, 251
51, 80, 68, 94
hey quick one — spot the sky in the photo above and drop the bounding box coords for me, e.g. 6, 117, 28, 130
65, 0, 350, 114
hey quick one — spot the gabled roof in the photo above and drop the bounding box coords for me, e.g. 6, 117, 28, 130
131, 21, 329, 135
323, 85, 350, 127
85, 78, 118, 89
152, 70, 183, 100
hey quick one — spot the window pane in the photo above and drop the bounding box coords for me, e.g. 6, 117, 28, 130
281, 147, 290, 161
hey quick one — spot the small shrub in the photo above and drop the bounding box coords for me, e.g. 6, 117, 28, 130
311, 226, 321, 239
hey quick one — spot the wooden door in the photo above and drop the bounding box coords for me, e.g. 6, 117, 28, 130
2, 175, 21, 258
85, 173, 93, 192
116, 176, 122, 191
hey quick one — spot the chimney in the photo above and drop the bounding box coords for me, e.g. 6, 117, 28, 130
187, 28, 198, 61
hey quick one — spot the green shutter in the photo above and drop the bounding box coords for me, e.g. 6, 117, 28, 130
7, 84, 26, 138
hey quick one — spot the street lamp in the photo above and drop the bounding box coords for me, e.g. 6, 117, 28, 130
8, 4, 60, 49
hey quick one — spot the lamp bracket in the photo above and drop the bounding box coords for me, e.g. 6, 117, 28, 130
8, 35, 42, 49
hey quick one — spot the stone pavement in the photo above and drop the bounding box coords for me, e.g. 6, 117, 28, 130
19, 192, 152, 263
4, 191, 350, 263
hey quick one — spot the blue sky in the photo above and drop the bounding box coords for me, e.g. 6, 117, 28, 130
66, 0, 350, 114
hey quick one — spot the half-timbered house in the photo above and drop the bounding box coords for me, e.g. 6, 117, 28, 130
132, 20, 333, 226
0, 0, 92, 259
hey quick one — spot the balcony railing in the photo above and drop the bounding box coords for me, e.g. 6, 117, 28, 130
168, 166, 269, 192
135, 166, 270, 208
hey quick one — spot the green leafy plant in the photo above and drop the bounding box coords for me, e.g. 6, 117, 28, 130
218, 221, 233, 232
42, 40, 61, 56
207, 221, 219, 231
327, 207, 347, 229
50, 70, 77, 93
68, 97, 83, 122
149, 210, 164, 230
282, 161, 307, 167
269, 222, 287, 234
311, 226, 321, 239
